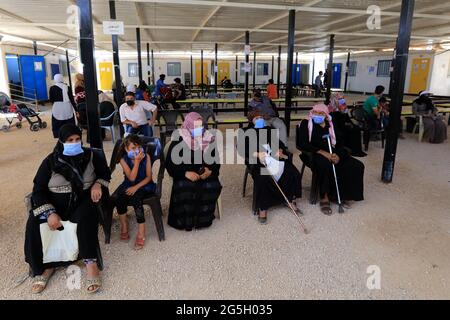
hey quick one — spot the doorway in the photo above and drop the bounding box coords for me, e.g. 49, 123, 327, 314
195, 61, 208, 85
408, 58, 431, 94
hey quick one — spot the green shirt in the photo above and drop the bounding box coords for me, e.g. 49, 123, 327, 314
363, 95, 379, 116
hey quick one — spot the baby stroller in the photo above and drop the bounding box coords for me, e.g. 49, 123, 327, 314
0, 92, 23, 132
16, 103, 47, 131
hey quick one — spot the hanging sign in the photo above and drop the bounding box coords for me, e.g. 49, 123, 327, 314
244, 45, 251, 55
242, 62, 252, 73
103, 21, 124, 35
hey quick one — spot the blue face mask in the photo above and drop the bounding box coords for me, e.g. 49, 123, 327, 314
312, 115, 326, 124
254, 118, 265, 129
62, 142, 84, 156
191, 127, 204, 138
127, 147, 143, 159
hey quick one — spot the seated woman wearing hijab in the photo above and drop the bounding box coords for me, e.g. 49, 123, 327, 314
49, 74, 77, 138
329, 93, 367, 157
240, 110, 302, 224
165, 112, 222, 231
25, 124, 111, 294
297, 104, 364, 215
412, 91, 447, 144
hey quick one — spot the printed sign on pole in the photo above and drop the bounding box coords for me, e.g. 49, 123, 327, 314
103, 21, 125, 35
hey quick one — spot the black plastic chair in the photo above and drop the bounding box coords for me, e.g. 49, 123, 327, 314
157, 109, 185, 146
351, 106, 385, 152
99, 101, 118, 143
106, 136, 166, 243
189, 105, 218, 129
77, 102, 88, 130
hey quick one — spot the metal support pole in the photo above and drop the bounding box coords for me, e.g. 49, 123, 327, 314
214, 43, 218, 93
136, 28, 142, 83
77, 0, 102, 149
277, 45, 281, 98
151, 49, 155, 85
146, 42, 150, 85
235, 55, 238, 83
325, 34, 335, 105
382, 0, 415, 183
344, 51, 350, 92
33, 41, 37, 55
253, 51, 256, 90
109, 0, 123, 108
190, 55, 193, 89
271, 55, 274, 80
201, 49, 204, 96
65, 50, 73, 92
244, 31, 249, 116
285, 9, 295, 137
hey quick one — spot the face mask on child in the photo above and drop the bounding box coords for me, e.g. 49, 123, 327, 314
312, 115, 326, 124
127, 147, 143, 159
62, 142, 84, 156
191, 127, 204, 138
254, 118, 265, 129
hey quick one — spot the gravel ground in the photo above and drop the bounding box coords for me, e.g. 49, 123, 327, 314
0, 98, 449, 300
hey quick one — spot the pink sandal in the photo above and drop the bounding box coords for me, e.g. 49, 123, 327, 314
120, 231, 129, 241
134, 236, 145, 250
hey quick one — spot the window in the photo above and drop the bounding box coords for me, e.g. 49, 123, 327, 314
348, 61, 357, 77
167, 62, 181, 76
377, 60, 392, 77
59, 60, 68, 77
128, 62, 138, 77
257, 63, 269, 76
240, 62, 253, 76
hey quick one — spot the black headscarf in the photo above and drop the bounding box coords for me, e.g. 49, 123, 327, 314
51, 123, 91, 199
415, 92, 435, 112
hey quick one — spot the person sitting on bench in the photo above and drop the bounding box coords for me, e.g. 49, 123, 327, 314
329, 93, 367, 157
412, 91, 447, 144
119, 91, 158, 137
363, 85, 384, 130
249, 89, 287, 145
239, 110, 302, 224
297, 104, 365, 215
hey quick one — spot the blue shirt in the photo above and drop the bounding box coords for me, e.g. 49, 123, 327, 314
120, 154, 155, 193
154, 79, 167, 96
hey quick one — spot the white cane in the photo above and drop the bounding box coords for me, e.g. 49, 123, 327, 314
261, 157, 309, 234
323, 134, 345, 213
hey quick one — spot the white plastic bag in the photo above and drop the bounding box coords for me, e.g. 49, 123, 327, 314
40, 221, 79, 264
261, 144, 285, 182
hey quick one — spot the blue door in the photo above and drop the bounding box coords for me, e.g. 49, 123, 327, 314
332, 63, 342, 88
19, 55, 48, 101
5, 54, 22, 100
291, 64, 301, 86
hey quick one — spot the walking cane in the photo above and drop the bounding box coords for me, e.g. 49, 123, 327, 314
323, 134, 344, 213
262, 160, 309, 234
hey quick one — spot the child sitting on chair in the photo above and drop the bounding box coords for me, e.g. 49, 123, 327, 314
114, 134, 155, 250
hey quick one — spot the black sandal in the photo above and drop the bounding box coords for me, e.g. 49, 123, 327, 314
320, 201, 333, 215
258, 211, 268, 224
290, 202, 303, 215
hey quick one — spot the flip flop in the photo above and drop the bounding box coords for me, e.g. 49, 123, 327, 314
320, 201, 333, 215
31, 269, 55, 294
86, 276, 102, 294
134, 236, 145, 250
